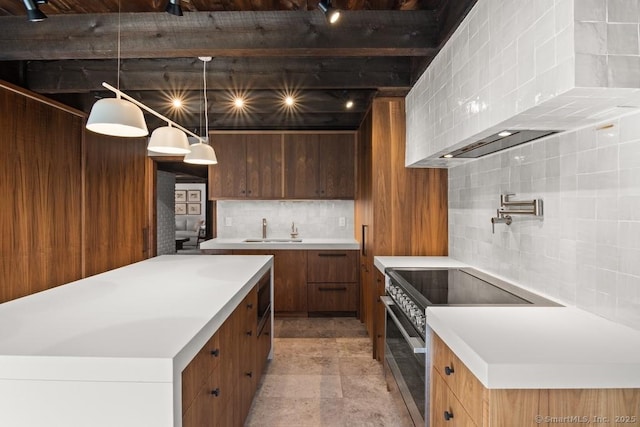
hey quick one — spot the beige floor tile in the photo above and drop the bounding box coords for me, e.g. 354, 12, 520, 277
340, 374, 389, 399
264, 355, 340, 376
273, 338, 339, 357
336, 337, 373, 358
342, 397, 415, 427
245, 396, 345, 427
338, 356, 385, 377
257, 374, 343, 398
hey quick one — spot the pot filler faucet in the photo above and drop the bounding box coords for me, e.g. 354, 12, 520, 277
262, 218, 267, 239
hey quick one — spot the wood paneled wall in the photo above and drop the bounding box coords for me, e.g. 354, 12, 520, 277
0, 83, 84, 302
83, 133, 149, 277
0, 81, 151, 303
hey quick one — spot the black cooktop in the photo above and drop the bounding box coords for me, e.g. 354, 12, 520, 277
386, 268, 532, 307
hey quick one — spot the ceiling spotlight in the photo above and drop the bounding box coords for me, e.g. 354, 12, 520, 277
498, 131, 512, 137
233, 97, 245, 109
171, 98, 183, 108
23, 0, 47, 22
165, 0, 183, 16
443, 154, 454, 158
345, 100, 354, 109
318, 0, 340, 24
284, 96, 295, 107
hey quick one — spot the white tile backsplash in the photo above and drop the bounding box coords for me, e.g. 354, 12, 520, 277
449, 109, 640, 330
216, 200, 354, 239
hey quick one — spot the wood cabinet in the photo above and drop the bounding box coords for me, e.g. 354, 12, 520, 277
374, 269, 386, 363
284, 133, 355, 199
182, 282, 268, 427
307, 250, 359, 314
355, 98, 448, 358
232, 250, 307, 315
208, 133, 282, 199
431, 333, 640, 427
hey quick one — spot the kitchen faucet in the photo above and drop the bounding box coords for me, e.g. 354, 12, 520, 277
262, 218, 267, 239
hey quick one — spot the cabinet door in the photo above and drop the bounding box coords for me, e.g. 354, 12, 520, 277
430, 371, 477, 427
284, 134, 320, 198
307, 282, 358, 312
209, 135, 247, 198
246, 134, 282, 198
318, 133, 355, 199
307, 250, 358, 283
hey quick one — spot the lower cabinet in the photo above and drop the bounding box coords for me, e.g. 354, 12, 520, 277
307, 283, 358, 312
182, 280, 270, 427
307, 250, 359, 315
431, 333, 640, 427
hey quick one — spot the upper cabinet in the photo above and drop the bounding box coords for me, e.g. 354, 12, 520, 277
208, 133, 282, 199
284, 133, 355, 199
209, 132, 355, 200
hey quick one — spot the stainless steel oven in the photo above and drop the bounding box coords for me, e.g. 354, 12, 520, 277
382, 267, 561, 427
382, 295, 428, 427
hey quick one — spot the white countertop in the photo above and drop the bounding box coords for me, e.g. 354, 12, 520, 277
427, 306, 640, 389
201, 237, 360, 250
374, 256, 640, 389
0, 254, 273, 383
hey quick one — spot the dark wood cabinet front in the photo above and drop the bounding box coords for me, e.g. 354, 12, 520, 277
284, 133, 355, 199
209, 133, 282, 199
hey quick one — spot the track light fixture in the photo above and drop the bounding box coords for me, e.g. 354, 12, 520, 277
318, 0, 340, 24
165, 0, 183, 16
23, 0, 47, 22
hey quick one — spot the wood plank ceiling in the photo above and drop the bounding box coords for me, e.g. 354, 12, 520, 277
0, 0, 476, 131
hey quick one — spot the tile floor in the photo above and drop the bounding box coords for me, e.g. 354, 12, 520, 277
244, 317, 414, 427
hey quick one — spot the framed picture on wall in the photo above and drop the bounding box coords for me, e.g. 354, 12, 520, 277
176, 203, 187, 215
175, 190, 187, 202
188, 203, 201, 215
187, 190, 201, 202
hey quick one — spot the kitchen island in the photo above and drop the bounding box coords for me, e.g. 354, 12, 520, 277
0, 255, 273, 427
375, 256, 640, 426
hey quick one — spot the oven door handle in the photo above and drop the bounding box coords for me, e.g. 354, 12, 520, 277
381, 296, 427, 354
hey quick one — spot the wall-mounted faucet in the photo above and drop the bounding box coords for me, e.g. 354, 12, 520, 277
491, 193, 543, 233
262, 218, 267, 239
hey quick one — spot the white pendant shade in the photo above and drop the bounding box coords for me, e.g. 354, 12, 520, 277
184, 142, 218, 165
147, 126, 191, 154
86, 98, 148, 137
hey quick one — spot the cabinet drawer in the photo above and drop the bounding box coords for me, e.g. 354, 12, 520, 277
307, 282, 358, 312
307, 250, 358, 282
182, 369, 227, 427
431, 370, 478, 427
432, 333, 484, 424
182, 332, 221, 414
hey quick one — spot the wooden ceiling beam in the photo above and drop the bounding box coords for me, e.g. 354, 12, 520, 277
25, 57, 412, 93
0, 11, 438, 61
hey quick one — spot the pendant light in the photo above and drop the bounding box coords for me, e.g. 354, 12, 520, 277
85, 0, 148, 138
184, 57, 218, 165
147, 124, 190, 154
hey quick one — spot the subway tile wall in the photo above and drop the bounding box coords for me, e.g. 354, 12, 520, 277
217, 200, 355, 239
157, 171, 176, 255
406, 0, 640, 168
449, 110, 640, 330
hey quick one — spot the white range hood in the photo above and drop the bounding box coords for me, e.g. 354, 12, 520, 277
406, 0, 640, 168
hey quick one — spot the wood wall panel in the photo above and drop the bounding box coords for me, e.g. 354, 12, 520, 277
0, 84, 83, 303
83, 133, 149, 277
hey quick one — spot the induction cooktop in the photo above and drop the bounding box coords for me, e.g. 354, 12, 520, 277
385, 267, 561, 308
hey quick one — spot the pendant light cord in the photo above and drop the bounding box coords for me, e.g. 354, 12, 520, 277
117, 0, 121, 94
203, 60, 209, 144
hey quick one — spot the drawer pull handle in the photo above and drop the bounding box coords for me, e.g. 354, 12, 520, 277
318, 253, 347, 257
444, 411, 454, 421
318, 287, 347, 291
211, 388, 220, 397
210, 349, 220, 357
247, 303, 254, 309
444, 366, 454, 376
245, 371, 253, 378
246, 331, 253, 337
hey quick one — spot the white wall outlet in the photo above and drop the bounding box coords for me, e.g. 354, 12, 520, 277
339, 217, 346, 227
225, 217, 233, 227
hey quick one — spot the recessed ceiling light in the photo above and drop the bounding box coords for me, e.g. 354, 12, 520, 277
284, 96, 295, 107
345, 100, 354, 109
171, 98, 183, 108
443, 154, 454, 158
234, 97, 245, 109
498, 131, 512, 137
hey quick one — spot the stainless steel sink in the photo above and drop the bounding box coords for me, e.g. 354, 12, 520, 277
243, 238, 303, 243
